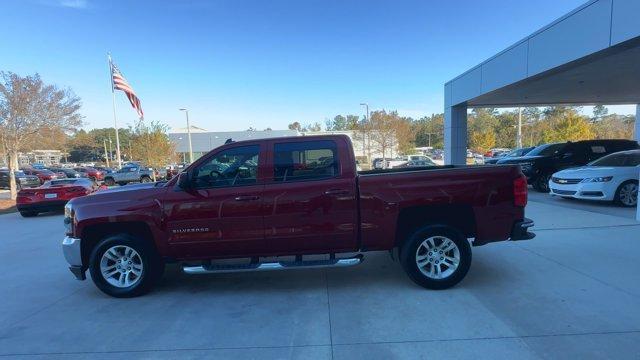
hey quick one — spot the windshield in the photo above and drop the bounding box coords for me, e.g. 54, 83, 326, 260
590, 152, 640, 167
527, 143, 566, 157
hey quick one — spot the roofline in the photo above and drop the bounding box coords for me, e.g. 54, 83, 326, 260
445, 0, 600, 85
210, 134, 352, 147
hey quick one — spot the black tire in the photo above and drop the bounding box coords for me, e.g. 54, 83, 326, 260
614, 180, 638, 207
19, 211, 38, 217
400, 225, 472, 290
88, 234, 164, 298
118, 182, 127, 186
140, 176, 152, 183
533, 172, 551, 193
104, 177, 115, 186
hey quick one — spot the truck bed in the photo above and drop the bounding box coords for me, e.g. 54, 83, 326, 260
357, 164, 525, 250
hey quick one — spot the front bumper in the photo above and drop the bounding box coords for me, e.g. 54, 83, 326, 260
510, 218, 535, 241
62, 236, 86, 280
549, 181, 614, 201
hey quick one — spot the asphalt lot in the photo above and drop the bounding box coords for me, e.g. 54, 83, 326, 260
0, 193, 639, 359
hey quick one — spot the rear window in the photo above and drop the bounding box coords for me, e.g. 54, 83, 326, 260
274, 140, 340, 182
50, 179, 79, 185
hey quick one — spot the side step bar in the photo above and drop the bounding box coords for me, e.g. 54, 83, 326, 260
183, 254, 364, 275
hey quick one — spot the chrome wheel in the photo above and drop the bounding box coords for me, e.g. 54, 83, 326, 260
619, 183, 638, 206
415, 236, 460, 279
100, 245, 143, 288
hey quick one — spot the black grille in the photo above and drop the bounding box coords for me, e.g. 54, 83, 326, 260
552, 189, 577, 195
552, 177, 582, 185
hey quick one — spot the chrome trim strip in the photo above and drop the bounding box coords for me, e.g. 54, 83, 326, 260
62, 236, 82, 266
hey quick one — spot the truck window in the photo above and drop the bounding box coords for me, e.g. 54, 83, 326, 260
192, 145, 260, 188
274, 140, 340, 182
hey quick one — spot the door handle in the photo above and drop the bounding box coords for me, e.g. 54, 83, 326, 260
324, 189, 349, 196
234, 195, 260, 201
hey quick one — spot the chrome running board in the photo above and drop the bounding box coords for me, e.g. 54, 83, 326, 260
183, 254, 364, 275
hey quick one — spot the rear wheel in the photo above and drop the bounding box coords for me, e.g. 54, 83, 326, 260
19, 211, 38, 217
614, 180, 638, 207
533, 172, 551, 193
140, 176, 152, 183
89, 234, 164, 298
400, 225, 471, 290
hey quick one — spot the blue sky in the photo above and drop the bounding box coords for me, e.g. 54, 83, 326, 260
2, 0, 633, 131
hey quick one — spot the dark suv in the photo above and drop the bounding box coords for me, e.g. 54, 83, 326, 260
497, 139, 639, 192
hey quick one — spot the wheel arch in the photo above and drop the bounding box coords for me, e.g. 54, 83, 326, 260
395, 204, 475, 248
80, 221, 156, 266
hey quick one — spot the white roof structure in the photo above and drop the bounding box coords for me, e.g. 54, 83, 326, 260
444, 0, 640, 166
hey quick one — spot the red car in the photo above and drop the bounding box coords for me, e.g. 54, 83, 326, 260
62, 135, 534, 297
21, 168, 58, 184
17, 178, 104, 217
74, 167, 105, 181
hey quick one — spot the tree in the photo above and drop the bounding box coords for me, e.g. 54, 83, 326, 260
288, 122, 302, 131
592, 105, 608, 121
130, 121, 176, 180
469, 130, 495, 153
0, 72, 81, 199
326, 114, 360, 131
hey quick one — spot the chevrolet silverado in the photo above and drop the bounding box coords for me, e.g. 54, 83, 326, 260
62, 135, 534, 297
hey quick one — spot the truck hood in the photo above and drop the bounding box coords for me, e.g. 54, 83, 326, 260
497, 155, 545, 164
69, 182, 167, 208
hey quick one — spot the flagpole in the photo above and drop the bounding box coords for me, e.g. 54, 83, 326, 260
108, 53, 123, 169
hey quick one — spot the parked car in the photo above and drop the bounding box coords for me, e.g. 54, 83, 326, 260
549, 149, 639, 207
92, 166, 114, 175
74, 167, 105, 182
497, 139, 640, 192
62, 134, 534, 297
103, 165, 154, 186
48, 167, 82, 179
396, 159, 437, 168
21, 168, 58, 184
17, 178, 103, 217
484, 147, 535, 164
0, 170, 40, 189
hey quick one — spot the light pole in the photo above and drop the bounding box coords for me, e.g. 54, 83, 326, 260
179, 108, 194, 163
517, 107, 523, 149
359, 103, 369, 160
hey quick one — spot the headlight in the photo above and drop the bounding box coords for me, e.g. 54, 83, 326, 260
581, 176, 612, 183
64, 203, 74, 236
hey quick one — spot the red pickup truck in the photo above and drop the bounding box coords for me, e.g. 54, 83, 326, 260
62, 135, 534, 297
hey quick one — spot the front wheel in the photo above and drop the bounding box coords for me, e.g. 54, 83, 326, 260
400, 225, 472, 290
104, 177, 115, 186
614, 180, 638, 207
19, 211, 38, 217
533, 172, 551, 193
89, 234, 164, 298
140, 176, 152, 183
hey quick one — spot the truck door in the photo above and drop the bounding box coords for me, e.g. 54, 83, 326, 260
163, 144, 266, 258
261, 138, 358, 254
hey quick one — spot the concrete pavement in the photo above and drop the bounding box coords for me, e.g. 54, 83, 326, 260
0, 197, 639, 359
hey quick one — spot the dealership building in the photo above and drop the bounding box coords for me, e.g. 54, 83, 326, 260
444, 0, 640, 165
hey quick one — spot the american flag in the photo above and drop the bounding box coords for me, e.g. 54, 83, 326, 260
110, 60, 144, 119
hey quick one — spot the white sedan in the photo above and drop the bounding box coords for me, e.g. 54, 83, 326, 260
549, 150, 639, 207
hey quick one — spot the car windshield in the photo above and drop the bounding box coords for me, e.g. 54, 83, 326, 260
590, 152, 640, 166
526, 143, 566, 157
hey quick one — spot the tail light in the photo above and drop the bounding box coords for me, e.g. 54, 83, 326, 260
513, 175, 528, 207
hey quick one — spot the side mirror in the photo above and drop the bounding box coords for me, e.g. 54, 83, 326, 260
177, 172, 191, 189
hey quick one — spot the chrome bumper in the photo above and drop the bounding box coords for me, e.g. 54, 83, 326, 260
62, 236, 86, 280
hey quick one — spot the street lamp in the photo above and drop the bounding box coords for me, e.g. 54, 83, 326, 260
359, 103, 369, 160
179, 108, 194, 163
